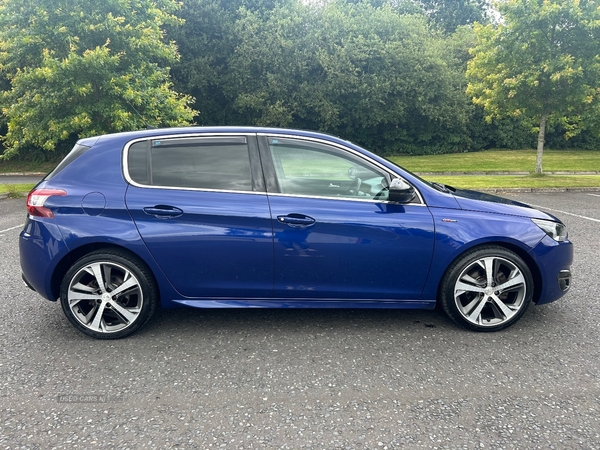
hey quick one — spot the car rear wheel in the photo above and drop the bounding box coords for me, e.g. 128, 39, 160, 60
440, 246, 533, 331
60, 250, 158, 339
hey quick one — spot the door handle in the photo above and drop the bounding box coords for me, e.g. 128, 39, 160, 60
143, 205, 184, 218
277, 214, 316, 227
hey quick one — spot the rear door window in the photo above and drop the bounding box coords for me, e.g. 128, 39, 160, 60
126, 136, 256, 192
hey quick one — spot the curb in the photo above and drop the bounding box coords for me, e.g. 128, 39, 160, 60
0, 172, 46, 176
415, 171, 600, 176
479, 187, 600, 193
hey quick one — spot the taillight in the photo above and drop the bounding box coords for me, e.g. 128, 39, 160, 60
26, 189, 67, 218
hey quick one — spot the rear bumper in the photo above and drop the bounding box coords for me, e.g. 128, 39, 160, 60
19, 218, 69, 301
22, 272, 35, 291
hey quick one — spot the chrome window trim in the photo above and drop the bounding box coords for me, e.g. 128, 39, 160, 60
122, 131, 425, 205
264, 191, 428, 206
125, 183, 270, 196
257, 132, 425, 205
122, 133, 259, 194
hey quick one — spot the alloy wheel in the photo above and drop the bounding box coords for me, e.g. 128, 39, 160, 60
453, 255, 527, 327
66, 261, 144, 334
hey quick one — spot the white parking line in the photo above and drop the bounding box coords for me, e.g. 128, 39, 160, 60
0, 224, 24, 234
529, 204, 600, 223
587, 193, 600, 198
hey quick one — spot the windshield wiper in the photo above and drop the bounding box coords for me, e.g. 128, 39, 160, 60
431, 182, 455, 193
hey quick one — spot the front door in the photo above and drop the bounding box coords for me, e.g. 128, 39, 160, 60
260, 136, 436, 300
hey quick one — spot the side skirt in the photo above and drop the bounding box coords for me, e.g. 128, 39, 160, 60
171, 299, 436, 310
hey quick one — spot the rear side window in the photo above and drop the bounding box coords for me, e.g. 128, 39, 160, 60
127, 136, 254, 192
45, 144, 91, 180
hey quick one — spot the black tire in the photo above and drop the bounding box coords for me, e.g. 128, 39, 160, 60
60, 249, 159, 339
440, 246, 534, 332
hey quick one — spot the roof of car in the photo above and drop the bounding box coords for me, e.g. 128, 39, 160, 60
79, 126, 350, 147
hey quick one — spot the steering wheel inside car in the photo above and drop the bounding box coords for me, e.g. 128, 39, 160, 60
347, 177, 361, 196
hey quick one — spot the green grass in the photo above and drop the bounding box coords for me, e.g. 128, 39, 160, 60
427, 174, 600, 190
2, 149, 600, 193
389, 149, 600, 173
0, 159, 56, 174
3, 148, 599, 175
0, 183, 35, 197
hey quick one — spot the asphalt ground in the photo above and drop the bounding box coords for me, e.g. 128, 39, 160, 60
0, 192, 599, 449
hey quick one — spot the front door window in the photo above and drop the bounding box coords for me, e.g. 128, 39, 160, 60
268, 138, 391, 201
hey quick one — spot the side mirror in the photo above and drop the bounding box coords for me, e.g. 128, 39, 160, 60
388, 178, 416, 203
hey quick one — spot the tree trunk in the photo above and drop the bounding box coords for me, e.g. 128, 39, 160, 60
535, 114, 546, 174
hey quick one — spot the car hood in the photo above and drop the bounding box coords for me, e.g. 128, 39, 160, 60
451, 188, 559, 221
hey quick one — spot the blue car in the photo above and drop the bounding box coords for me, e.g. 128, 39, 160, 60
19, 127, 573, 338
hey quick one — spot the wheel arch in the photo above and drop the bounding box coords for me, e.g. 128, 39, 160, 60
50, 243, 160, 303
435, 241, 543, 305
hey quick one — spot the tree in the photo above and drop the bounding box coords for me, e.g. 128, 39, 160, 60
0, 0, 195, 158
467, 0, 600, 173
416, 0, 490, 33
222, 1, 476, 154
167, 0, 296, 126
166, 0, 237, 126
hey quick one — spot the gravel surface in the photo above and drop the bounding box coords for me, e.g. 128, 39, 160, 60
1, 193, 599, 449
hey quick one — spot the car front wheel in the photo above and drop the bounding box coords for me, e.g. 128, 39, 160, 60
440, 246, 534, 331
60, 250, 158, 339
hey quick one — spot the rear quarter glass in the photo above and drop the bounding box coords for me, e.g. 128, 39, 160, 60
44, 144, 92, 180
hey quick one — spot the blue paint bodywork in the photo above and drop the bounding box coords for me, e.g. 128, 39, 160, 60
19, 127, 573, 313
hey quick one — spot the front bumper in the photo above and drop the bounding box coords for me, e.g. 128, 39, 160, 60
557, 269, 572, 293
530, 235, 574, 305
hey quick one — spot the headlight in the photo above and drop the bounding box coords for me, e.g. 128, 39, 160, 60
532, 218, 568, 242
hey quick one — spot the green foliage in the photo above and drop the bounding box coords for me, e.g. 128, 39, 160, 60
468, 0, 600, 130
2, 0, 598, 158
166, 0, 297, 126
311, 4, 463, 145
166, 0, 236, 126
348, 0, 491, 32
467, 0, 600, 169
172, 0, 575, 156
0, 0, 196, 158
414, 0, 491, 33
172, 0, 483, 154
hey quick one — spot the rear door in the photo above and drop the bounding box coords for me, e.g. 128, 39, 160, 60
124, 134, 273, 298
